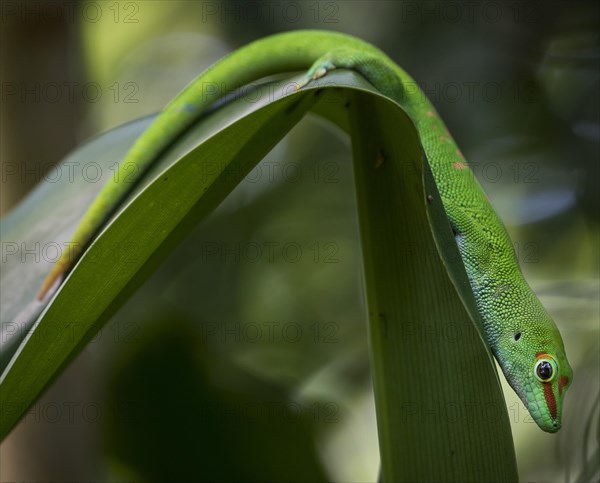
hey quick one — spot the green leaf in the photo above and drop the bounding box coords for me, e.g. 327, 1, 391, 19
0, 71, 517, 481
347, 89, 516, 481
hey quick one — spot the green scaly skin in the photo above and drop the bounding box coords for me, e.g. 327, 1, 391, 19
38, 30, 572, 432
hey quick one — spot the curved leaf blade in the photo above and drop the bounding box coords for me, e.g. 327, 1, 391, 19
347, 90, 516, 481
0, 75, 320, 439
0, 71, 517, 481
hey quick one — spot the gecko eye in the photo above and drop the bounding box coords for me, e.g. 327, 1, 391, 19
534, 359, 555, 382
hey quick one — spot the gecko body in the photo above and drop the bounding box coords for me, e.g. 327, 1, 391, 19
38, 31, 572, 432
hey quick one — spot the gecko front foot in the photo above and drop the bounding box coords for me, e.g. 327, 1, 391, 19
295, 55, 338, 90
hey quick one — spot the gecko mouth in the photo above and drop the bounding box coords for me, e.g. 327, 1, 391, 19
508, 374, 561, 432
534, 383, 561, 432
542, 382, 557, 421
542, 375, 569, 432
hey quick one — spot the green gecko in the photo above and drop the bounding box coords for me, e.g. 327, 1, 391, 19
37, 30, 571, 432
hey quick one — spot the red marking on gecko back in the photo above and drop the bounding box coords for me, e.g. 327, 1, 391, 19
542, 382, 557, 420
426, 111, 434, 117
453, 162, 466, 170
558, 375, 569, 396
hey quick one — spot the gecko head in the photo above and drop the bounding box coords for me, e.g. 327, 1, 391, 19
496, 318, 573, 433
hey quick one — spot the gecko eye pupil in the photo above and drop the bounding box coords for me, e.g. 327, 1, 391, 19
536, 361, 553, 381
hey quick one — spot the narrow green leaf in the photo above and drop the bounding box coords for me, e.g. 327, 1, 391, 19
1, 71, 518, 481
0, 76, 320, 439
347, 90, 517, 481
0, 117, 155, 370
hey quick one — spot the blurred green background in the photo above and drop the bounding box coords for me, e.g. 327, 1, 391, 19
1, 1, 598, 481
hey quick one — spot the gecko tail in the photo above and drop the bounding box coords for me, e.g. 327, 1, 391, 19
37, 264, 66, 301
